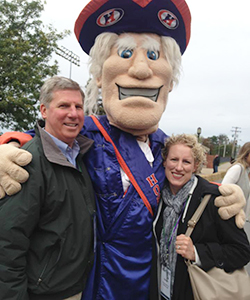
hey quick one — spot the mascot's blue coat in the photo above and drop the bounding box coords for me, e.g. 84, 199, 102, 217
81, 115, 167, 299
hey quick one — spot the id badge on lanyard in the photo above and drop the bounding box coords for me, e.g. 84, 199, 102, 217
160, 265, 171, 300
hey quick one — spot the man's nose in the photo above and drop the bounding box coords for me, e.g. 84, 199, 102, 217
68, 106, 78, 117
128, 52, 153, 80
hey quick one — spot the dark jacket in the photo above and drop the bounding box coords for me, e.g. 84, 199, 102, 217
213, 155, 220, 167
150, 176, 250, 300
0, 123, 96, 300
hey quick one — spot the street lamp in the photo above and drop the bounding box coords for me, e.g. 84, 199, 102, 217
56, 46, 80, 79
197, 127, 202, 142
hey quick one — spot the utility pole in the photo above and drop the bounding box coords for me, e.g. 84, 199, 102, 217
56, 46, 80, 79
223, 141, 227, 157
231, 127, 241, 158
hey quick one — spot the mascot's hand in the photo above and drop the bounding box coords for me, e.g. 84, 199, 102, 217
0, 144, 32, 199
215, 184, 246, 229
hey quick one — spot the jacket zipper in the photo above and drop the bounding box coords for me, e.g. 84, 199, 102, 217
36, 239, 64, 285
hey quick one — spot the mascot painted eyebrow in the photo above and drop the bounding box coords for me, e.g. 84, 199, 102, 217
0, 0, 246, 299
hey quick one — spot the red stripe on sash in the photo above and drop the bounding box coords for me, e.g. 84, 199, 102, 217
90, 115, 153, 216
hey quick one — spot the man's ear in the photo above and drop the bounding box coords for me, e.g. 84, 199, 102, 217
40, 103, 47, 119
96, 77, 102, 88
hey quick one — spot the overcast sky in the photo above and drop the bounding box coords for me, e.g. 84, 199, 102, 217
42, 0, 250, 146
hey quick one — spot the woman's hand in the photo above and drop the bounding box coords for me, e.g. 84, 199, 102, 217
175, 234, 195, 261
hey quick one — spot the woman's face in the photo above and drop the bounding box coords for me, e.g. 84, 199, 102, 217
163, 144, 197, 195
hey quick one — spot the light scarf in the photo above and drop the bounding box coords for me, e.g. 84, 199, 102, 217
160, 174, 195, 297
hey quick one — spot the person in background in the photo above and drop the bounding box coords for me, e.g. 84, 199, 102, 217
150, 134, 250, 300
213, 154, 220, 173
222, 142, 250, 221
0, 76, 96, 300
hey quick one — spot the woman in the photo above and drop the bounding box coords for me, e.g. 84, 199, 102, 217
150, 134, 250, 300
222, 142, 250, 221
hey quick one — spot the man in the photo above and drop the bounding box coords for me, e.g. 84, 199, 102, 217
0, 1, 246, 299
0, 76, 96, 300
213, 154, 220, 173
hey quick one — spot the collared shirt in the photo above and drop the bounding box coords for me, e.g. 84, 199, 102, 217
43, 129, 80, 168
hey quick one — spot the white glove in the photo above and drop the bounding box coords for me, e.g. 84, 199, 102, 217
215, 184, 246, 229
0, 144, 32, 198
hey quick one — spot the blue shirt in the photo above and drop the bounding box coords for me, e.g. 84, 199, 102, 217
43, 129, 80, 167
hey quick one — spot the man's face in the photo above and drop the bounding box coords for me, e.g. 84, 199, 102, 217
98, 33, 173, 135
40, 89, 84, 147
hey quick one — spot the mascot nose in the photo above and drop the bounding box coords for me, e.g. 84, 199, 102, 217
128, 54, 153, 79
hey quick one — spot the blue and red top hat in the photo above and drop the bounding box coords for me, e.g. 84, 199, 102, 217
75, 0, 191, 55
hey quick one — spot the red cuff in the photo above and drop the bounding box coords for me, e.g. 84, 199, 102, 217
0, 132, 32, 147
210, 181, 221, 186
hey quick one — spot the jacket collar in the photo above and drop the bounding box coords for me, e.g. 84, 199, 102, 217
36, 120, 94, 167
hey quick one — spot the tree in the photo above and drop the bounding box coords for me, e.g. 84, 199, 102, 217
0, 0, 70, 130
202, 138, 212, 151
202, 134, 234, 157
217, 134, 229, 157
207, 135, 218, 154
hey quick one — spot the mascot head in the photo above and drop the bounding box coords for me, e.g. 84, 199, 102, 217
75, 0, 191, 136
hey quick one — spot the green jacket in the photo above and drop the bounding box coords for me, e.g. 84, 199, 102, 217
0, 122, 96, 300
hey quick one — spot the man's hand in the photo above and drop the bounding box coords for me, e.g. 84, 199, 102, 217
215, 184, 246, 229
0, 144, 32, 198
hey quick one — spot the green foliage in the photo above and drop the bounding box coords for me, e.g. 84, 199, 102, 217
0, 0, 70, 130
202, 134, 233, 156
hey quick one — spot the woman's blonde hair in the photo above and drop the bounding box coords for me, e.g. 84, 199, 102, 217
234, 142, 250, 169
162, 134, 207, 174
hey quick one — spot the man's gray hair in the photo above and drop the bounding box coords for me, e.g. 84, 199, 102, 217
85, 32, 182, 114
40, 76, 85, 107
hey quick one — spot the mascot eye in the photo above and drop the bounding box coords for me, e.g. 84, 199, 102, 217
118, 49, 133, 59
147, 50, 159, 60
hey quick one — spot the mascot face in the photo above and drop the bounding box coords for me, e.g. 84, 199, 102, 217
97, 33, 173, 136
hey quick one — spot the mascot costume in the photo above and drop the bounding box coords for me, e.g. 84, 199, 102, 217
0, 0, 247, 299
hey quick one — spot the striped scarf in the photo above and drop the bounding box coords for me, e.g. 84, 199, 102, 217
160, 175, 195, 297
